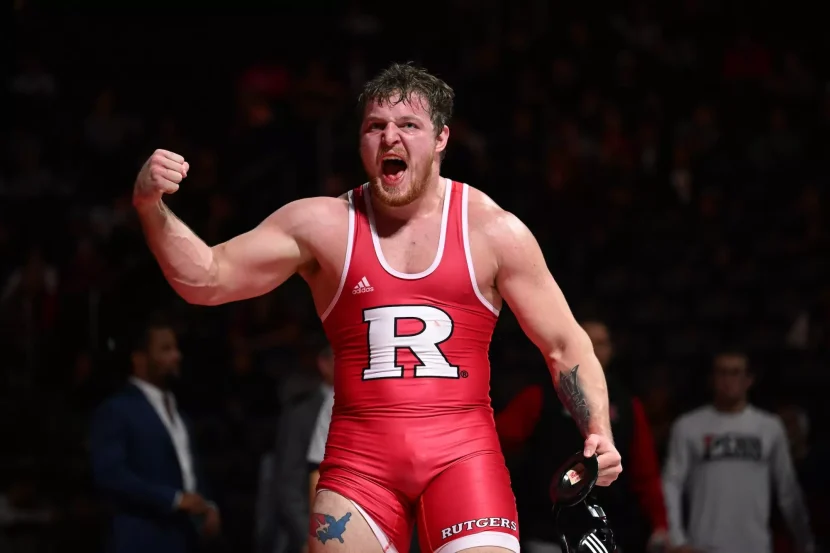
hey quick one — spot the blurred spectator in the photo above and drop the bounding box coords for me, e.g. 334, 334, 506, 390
89, 314, 221, 553
502, 320, 668, 553
255, 341, 333, 553
639, 365, 679, 464
305, 348, 335, 518
663, 351, 815, 553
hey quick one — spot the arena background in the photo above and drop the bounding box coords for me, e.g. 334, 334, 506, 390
4, 1, 830, 552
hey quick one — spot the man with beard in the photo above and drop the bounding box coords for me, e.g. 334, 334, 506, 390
131, 63, 622, 553
90, 314, 220, 553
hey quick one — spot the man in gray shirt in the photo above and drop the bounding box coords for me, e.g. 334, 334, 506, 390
663, 350, 815, 553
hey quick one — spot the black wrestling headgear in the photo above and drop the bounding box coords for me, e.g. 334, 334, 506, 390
550, 452, 617, 553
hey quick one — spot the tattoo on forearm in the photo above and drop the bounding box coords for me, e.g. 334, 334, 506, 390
310, 511, 352, 544
558, 364, 591, 434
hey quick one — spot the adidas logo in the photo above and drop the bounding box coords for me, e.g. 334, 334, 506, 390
352, 276, 374, 294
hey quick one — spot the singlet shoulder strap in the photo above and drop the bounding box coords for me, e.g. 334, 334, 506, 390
320, 188, 357, 322
461, 182, 500, 316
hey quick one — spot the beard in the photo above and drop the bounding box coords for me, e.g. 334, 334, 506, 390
149, 365, 180, 390
369, 151, 434, 207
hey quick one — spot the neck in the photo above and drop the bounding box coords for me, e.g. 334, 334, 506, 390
713, 399, 747, 413
134, 374, 167, 391
372, 172, 444, 222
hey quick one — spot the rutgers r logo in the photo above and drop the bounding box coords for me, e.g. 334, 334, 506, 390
441, 517, 517, 540
362, 304, 460, 380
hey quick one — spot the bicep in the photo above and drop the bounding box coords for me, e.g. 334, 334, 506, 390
211, 201, 312, 303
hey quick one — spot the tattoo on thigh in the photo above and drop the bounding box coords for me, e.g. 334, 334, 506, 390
559, 364, 591, 434
310, 512, 352, 544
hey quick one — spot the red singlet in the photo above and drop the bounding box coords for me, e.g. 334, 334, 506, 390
319, 179, 519, 553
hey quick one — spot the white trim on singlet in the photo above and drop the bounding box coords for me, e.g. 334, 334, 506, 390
461, 183, 499, 316
365, 178, 452, 280
320, 190, 356, 322
435, 530, 520, 553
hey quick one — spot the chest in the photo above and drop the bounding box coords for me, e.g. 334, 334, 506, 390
131, 397, 191, 452
374, 219, 443, 275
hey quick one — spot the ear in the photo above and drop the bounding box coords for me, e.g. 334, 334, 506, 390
435, 125, 450, 155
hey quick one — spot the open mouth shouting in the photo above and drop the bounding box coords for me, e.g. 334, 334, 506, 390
380, 154, 408, 186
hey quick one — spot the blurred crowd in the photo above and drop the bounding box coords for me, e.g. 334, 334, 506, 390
3, 1, 830, 552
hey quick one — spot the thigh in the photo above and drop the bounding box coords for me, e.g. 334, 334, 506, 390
309, 490, 385, 553
417, 453, 520, 553
316, 466, 414, 552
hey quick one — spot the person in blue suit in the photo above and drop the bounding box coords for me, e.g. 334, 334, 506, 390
90, 314, 221, 553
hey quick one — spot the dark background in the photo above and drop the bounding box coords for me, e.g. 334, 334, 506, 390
4, 1, 829, 552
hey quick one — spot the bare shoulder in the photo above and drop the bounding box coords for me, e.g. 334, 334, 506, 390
465, 186, 536, 257
272, 194, 353, 278
257, 195, 350, 272
462, 186, 542, 303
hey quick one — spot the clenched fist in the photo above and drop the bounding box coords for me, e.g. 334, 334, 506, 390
583, 433, 622, 486
133, 149, 190, 210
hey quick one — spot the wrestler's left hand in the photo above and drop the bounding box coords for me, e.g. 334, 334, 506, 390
583, 433, 622, 486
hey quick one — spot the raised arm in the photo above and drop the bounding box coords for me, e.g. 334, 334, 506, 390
133, 149, 320, 306
490, 209, 621, 483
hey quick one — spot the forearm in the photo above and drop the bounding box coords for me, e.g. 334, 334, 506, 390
550, 340, 612, 439
137, 201, 218, 304
780, 497, 814, 552
772, 432, 815, 550
777, 476, 814, 549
